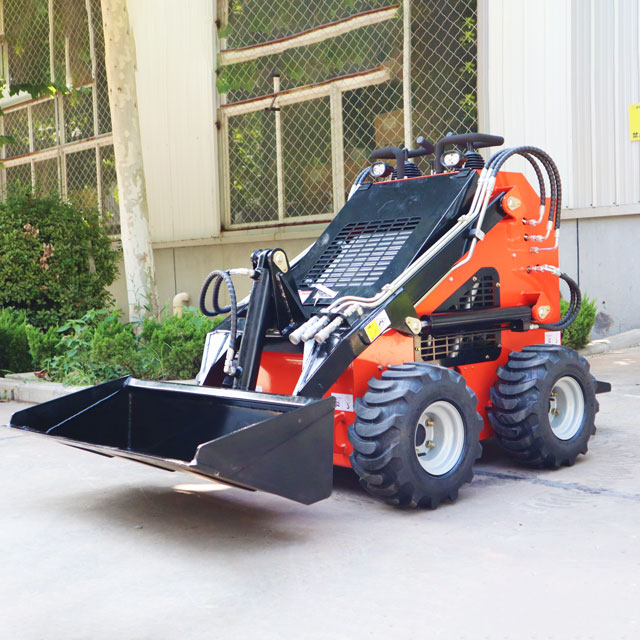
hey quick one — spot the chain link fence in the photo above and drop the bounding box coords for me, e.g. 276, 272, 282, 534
0, 0, 119, 233
0, 0, 476, 235
219, 0, 477, 228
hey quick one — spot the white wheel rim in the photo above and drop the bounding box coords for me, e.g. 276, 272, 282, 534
548, 375, 585, 440
414, 401, 465, 476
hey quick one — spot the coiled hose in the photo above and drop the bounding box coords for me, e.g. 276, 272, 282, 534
537, 272, 582, 331
199, 270, 238, 373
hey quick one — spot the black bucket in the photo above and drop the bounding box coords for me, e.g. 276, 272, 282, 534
8, 377, 335, 505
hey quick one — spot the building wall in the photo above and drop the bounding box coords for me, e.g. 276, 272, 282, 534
121, 0, 480, 315
126, 0, 220, 244
113, 0, 320, 313
116, 0, 640, 336
480, 0, 640, 335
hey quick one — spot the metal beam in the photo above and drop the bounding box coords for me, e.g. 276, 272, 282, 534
221, 66, 391, 118
219, 5, 399, 66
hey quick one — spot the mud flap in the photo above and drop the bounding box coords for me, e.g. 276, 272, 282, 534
8, 377, 335, 505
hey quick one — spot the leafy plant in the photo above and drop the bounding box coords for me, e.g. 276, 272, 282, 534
42, 307, 222, 385
561, 295, 597, 350
0, 308, 32, 375
90, 311, 142, 375
0, 192, 119, 328
140, 307, 221, 380
45, 309, 125, 385
25, 324, 60, 369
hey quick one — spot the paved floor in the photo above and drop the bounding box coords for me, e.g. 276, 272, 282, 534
1, 348, 639, 640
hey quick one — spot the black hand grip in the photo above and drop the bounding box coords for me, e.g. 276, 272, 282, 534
370, 146, 405, 162
435, 133, 504, 172
415, 136, 435, 154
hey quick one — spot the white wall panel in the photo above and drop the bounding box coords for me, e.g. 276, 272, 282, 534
484, 0, 640, 211
590, 0, 616, 206
126, 0, 219, 243
613, 0, 640, 206
484, 0, 573, 198
570, 0, 593, 208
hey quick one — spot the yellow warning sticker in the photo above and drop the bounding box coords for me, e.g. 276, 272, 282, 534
365, 320, 382, 342
364, 311, 391, 343
630, 104, 640, 141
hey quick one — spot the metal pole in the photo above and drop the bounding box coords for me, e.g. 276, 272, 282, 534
85, 0, 102, 213
330, 85, 345, 213
273, 74, 285, 221
402, 0, 413, 149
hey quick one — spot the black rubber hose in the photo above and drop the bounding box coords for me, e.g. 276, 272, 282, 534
537, 272, 582, 331
520, 152, 546, 208
199, 269, 238, 353
492, 146, 561, 228
200, 269, 235, 315
492, 147, 554, 219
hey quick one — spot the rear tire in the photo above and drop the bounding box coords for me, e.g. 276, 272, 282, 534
349, 363, 483, 509
488, 345, 598, 468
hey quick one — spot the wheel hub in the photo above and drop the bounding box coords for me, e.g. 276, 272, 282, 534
548, 375, 585, 440
415, 400, 465, 476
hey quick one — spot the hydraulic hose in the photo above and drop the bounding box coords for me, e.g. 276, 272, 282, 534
536, 271, 582, 332
520, 151, 546, 214
199, 269, 238, 374
489, 146, 561, 228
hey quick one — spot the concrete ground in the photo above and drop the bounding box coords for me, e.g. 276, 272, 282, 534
1, 349, 638, 640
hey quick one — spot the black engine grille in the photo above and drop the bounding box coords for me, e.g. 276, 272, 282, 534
420, 329, 500, 364
444, 271, 498, 312
302, 217, 421, 289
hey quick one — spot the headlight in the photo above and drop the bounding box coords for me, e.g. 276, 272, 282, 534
369, 161, 392, 179
442, 150, 463, 169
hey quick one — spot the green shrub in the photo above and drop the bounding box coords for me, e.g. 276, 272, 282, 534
26, 324, 61, 369
45, 309, 123, 385
90, 312, 142, 377
560, 295, 597, 350
43, 307, 222, 385
0, 308, 32, 375
0, 192, 119, 328
141, 307, 220, 380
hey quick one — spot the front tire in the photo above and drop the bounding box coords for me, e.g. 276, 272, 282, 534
488, 345, 598, 468
348, 363, 483, 509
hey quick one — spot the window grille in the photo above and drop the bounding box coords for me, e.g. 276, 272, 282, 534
0, 0, 119, 234
217, 0, 477, 229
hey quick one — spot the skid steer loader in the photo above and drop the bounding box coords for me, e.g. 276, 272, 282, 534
7, 132, 610, 509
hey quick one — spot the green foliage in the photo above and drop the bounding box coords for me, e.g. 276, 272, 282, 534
141, 308, 221, 380
90, 313, 141, 377
560, 295, 597, 350
44, 309, 123, 385
0, 192, 119, 329
25, 324, 60, 369
0, 308, 32, 375
42, 307, 222, 385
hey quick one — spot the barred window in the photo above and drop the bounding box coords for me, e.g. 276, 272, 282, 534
0, 0, 119, 234
217, 0, 477, 229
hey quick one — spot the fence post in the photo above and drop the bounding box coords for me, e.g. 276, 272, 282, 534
330, 85, 345, 213
402, 0, 413, 149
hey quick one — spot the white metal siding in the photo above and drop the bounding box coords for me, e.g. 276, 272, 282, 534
126, 0, 219, 243
483, 0, 572, 202
484, 0, 640, 211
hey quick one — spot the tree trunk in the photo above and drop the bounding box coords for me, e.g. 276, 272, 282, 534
100, 0, 158, 322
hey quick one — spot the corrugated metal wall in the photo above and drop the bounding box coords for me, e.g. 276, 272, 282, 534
483, 0, 640, 211
126, 0, 220, 244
